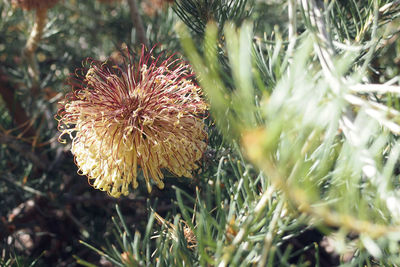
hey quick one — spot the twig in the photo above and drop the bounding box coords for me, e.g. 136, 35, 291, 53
0, 132, 48, 170
127, 0, 148, 47
25, 8, 47, 56
300, 0, 341, 94
24, 7, 48, 95
0, 70, 36, 139
0, 174, 47, 197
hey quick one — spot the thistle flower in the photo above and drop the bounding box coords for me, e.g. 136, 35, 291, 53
57, 47, 208, 198
12, 0, 59, 11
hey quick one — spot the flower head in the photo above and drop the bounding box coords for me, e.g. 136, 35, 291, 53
12, 0, 59, 10
57, 47, 208, 197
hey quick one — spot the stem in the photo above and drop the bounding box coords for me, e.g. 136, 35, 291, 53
127, 0, 148, 47
25, 8, 47, 55
24, 7, 48, 95
0, 70, 36, 139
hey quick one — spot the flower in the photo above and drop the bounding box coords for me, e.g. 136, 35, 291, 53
12, 0, 59, 11
57, 47, 208, 197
